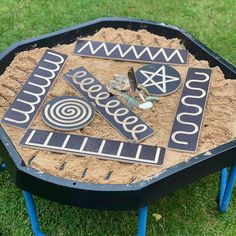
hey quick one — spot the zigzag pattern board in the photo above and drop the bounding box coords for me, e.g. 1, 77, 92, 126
20, 129, 166, 166
1, 50, 67, 129
168, 68, 212, 152
74, 40, 188, 65
64, 67, 154, 143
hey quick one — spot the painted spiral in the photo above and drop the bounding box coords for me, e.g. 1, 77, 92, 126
42, 96, 95, 131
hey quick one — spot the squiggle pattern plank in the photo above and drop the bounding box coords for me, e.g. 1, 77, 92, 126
74, 40, 188, 65
1, 50, 67, 129
20, 129, 166, 166
168, 68, 212, 152
64, 67, 154, 142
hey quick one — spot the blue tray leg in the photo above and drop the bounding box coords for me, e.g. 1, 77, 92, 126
138, 207, 148, 236
23, 191, 45, 236
219, 164, 236, 213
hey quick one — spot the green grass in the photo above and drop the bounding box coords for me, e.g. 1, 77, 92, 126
0, 0, 235, 235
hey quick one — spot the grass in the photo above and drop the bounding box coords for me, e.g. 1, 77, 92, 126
0, 0, 235, 235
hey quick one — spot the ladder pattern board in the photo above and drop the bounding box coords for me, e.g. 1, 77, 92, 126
20, 129, 166, 166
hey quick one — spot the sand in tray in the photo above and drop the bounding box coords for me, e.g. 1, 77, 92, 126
0, 27, 236, 184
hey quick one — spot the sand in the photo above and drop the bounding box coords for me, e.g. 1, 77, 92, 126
0, 28, 235, 184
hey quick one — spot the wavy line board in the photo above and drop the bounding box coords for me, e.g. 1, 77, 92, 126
1, 50, 68, 129
168, 68, 212, 152
64, 67, 154, 143
74, 40, 188, 65
20, 129, 166, 166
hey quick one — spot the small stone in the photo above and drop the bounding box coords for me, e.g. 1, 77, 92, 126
139, 101, 153, 110
146, 96, 160, 102
113, 74, 129, 84
138, 85, 149, 95
127, 97, 139, 110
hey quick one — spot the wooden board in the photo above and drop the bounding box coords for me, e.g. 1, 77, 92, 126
20, 129, 166, 166
64, 67, 154, 143
168, 68, 212, 152
1, 50, 67, 129
74, 40, 188, 65
135, 64, 181, 96
42, 96, 95, 131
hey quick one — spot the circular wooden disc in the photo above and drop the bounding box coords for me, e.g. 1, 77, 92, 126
42, 96, 95, 131
135, 64, 181, 96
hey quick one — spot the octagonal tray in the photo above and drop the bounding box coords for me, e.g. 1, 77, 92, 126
0, 17, 235, 210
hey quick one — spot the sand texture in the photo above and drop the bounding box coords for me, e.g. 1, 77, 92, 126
0, 28, 235, 184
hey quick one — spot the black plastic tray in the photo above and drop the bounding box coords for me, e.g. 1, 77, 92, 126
0, 17, 235, 210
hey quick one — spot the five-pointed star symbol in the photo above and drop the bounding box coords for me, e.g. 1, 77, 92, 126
140, 65, 180, 93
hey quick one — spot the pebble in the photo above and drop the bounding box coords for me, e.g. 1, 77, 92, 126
139, 101, 153, 110
145, 96, 160, 102
128, 97, 139, 110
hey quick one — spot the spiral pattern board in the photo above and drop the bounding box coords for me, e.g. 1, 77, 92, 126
42, 96, 95, 131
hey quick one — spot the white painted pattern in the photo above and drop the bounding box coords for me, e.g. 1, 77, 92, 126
171, 72, 210, 145
139, 65, 180, 93
71, 71, 148, 141
3, 51, 65, 125
76, 40, 185, 63
23, 130, 161, 164
43, 97, 94, 130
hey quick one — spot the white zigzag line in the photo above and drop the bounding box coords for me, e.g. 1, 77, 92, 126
77, 41, 185, 63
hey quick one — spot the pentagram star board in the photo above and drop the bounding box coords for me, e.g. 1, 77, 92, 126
135, 64, 181, 96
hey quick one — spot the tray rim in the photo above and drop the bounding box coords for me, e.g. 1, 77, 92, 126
0, 17, 235, 210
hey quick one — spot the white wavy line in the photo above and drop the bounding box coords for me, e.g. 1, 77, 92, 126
77, 40, 185, 63
171, 72, 210, 145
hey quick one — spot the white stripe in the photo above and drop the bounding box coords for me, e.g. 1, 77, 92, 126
80, 137, 88, 151
154, 148, 161, 163
135, 145, 142, 159
98, 140, 106, 154
116, 142, 124, 157
25, 129, 36, 145
43, 132, 53, 145
61, 135, 71, 148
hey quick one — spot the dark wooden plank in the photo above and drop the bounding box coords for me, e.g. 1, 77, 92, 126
64, 67, 154, 143
74, 40, 188, 65
1, 50, 67, 129
168, 68, 212, 152
20, 129, 166, 166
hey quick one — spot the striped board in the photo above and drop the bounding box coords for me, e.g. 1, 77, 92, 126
74, 40, 188, 65
64, 67, 154, 143
1, 50, 67, 129
20, 129, 166, 166
168, 68, 212, 152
